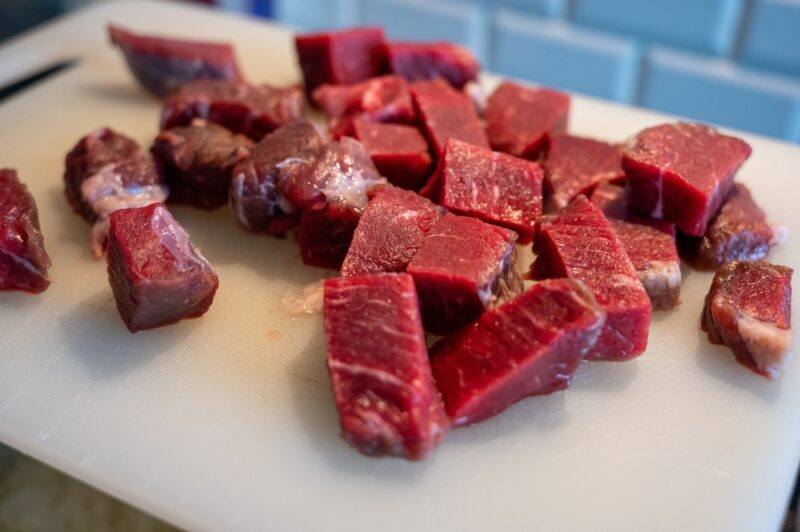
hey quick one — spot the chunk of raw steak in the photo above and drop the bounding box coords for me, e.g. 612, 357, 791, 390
544, 134, 624, 210
352, 120, 432, 190
623, 122, 752, 236
702, 261, 793, 380
341, 186, 444, 277
532, 196, 652, 360
485, 82, 570, 159
151, 119, 253, 210
106, 203, 219, 332
408, 212, 521, 334
229, 121, 326, 236
381, 41, 479, 89
423, 139, 543, 243
295, 27, 386, 94
431, 278, 605, 425
0, 169, 51, 293
161, 80, 304, 141
108, 24, 242, 97
410, 79, 488, 158
323, 273, 448, 459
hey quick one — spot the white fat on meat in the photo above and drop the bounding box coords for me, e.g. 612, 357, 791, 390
769, 223, 789, 247
736, 312, 792, 380
638, 260, 681, 309
464, 81, 487, 114
322, 160, 385, 212
149, 204, 212, 273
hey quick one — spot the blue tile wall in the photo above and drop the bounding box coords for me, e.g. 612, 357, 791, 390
361, 0, 479, 46
739, 0, 800, 77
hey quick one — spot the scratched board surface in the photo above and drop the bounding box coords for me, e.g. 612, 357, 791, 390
0, 2, 799, 531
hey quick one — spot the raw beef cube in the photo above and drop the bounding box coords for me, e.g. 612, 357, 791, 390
298, 206, 361, 270
0, 169, 51, 293
688, 183, 786, 269
352, 120, 432, 190
106, 203, 219, 332
108, 24, 242, 97
424, 139, 543, 243
408, 213, 521, 334
544, 134, 625, 210
410, 79, 488, 158
161, 80, 304, 141
323, 273, 448, 459
382, 41, 479, 89
532, 196, 651, 360
431, 278, 605, 425
623, 122, 752, 236
485, 82, 570, 159
341, 186, 444, 276
151, 119, 253, 210
608, 219, 681, 310
702, 260, 793, 380
295, 27, 386, 94
230, 121, 326, 236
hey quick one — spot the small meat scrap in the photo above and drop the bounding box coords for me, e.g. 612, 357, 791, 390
323, 273, 448, 459
431, 279, 605, 426
152, 119, 253, 210
532, 196, 652, 360
106, 203, 219, 332
341, 186, 444, 277
689, 183, 786, 269
0, 169, 51, 293
64, 128, 167, 258
623, 122, 752, 236
702, 260, 793, 380
381, 41, 479, 89
161, 80, 304, 141
410, 78, 489, 158
108, 24, 242, 97
544, 134, 624, 210
230, 121, 326, 236
407, 213, 521, 334
295, 27, 386, 94
485, 82, 570, 159
352, 120, 432, 190
423, 139, 543, 243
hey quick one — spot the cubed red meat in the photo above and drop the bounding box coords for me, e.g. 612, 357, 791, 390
160, 80, 304, 141
485, 82, 570, 159
108, 24, 242, 97
702, 260, 793, 380
151, 119, 253, 210
532, 196, 652, 360
382, 41, 479, 89
408, 213, 521, 334
0, 169, 51, 293
623, 122, 752, 236
323, 273, 448, 459
590, 182, 629, 219
106, 203, 219, 332
352, 120, 432, 190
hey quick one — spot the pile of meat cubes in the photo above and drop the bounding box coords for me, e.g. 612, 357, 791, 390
0, 24, 793, 460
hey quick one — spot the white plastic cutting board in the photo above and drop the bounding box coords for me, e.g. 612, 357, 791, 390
0, 2, 799, 530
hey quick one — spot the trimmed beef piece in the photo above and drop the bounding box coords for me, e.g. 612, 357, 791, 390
532, 196, 652, 360
381, 41, 479, 89
623, 122, 752, 236
108, 24, 242, 97
0, 169, 51, 293
161, 80, 304, 141
687, 183, 786, 269
485, 82, 570, 159
352, 120, 432, 190
323, 273, 448, 459
341, 186, 444, 277
431, 279, 605, 426
106, 203, 218, 332
295, 27, 386, 94
544, 134, 625, 210
408, 213, 521, 334
410, 79, 488, 158
702, 260, 793, 380
151, 119, 253, 210
64, 128, 168, 258
423, 139, 543, 243
230, 121, 326, 236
